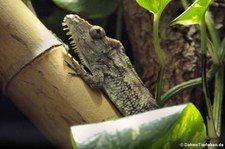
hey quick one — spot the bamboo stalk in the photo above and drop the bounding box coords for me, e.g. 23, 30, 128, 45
0, 1, 121, 148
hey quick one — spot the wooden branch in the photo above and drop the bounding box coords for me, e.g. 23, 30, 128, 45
0, 1, 121, 148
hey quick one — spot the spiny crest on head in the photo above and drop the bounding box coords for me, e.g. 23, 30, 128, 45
62, 19, 87, 68
62, 22, 77, 52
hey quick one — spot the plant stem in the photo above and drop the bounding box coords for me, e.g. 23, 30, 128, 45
200, 17, 217, 138
205, 10, 223, 141
181, 0, 189, 9
153, 14, 166, 103
200, 17, 211, 107
213, 67, 224, 137
205, 12, 220, 52
205, 12, 220, 64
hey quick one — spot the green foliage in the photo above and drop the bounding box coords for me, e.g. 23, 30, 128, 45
171, 0, 211, 25
171, 0, 223, 143
136, 0, 171, 15
136, 0, 172, 103
150, 103, 206, 148
135, 0, 223, 145
70, 103, 206, 149
52, 0, 119, 19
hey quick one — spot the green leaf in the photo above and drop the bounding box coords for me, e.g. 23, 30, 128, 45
150, 103, 206, 148
70, 103, 206, 149
136, 0, 171, 15
52, 0, 119, 19
171, 0, 211, 25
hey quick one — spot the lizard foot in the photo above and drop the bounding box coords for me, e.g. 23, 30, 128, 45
64, 60, 85, 77
64, 60, 79, 75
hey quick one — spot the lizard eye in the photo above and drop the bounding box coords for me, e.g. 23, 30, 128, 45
89, 26, 106, 39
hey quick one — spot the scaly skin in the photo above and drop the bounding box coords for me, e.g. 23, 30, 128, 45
63, 14, 158, 116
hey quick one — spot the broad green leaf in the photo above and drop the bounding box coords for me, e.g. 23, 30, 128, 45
136, 0, 171, 15
150, 103, 206, 148
171, 0, 211, 25
52, 0, 119, 19
70, 103, 206, 149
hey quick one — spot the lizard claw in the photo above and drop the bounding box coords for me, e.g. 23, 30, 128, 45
64, 60, 84, 76
64, 60, 78, 72
65, 60, 75, 70
68, 72, 77, 76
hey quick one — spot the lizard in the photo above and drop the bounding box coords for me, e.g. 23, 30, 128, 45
62, 14, 158, 116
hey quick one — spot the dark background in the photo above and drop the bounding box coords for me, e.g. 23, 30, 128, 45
0, 93, 55, 148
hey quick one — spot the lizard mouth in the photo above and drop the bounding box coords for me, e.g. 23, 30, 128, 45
62, 19, 91, 71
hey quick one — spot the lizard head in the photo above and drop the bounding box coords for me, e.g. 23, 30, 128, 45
63, 14, 120, 71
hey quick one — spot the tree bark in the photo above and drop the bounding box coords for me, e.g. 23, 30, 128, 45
123, 0, 225, 109
0, 1, 121, 148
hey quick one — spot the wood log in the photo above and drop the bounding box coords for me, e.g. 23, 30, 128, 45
0, 1, 121, 148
